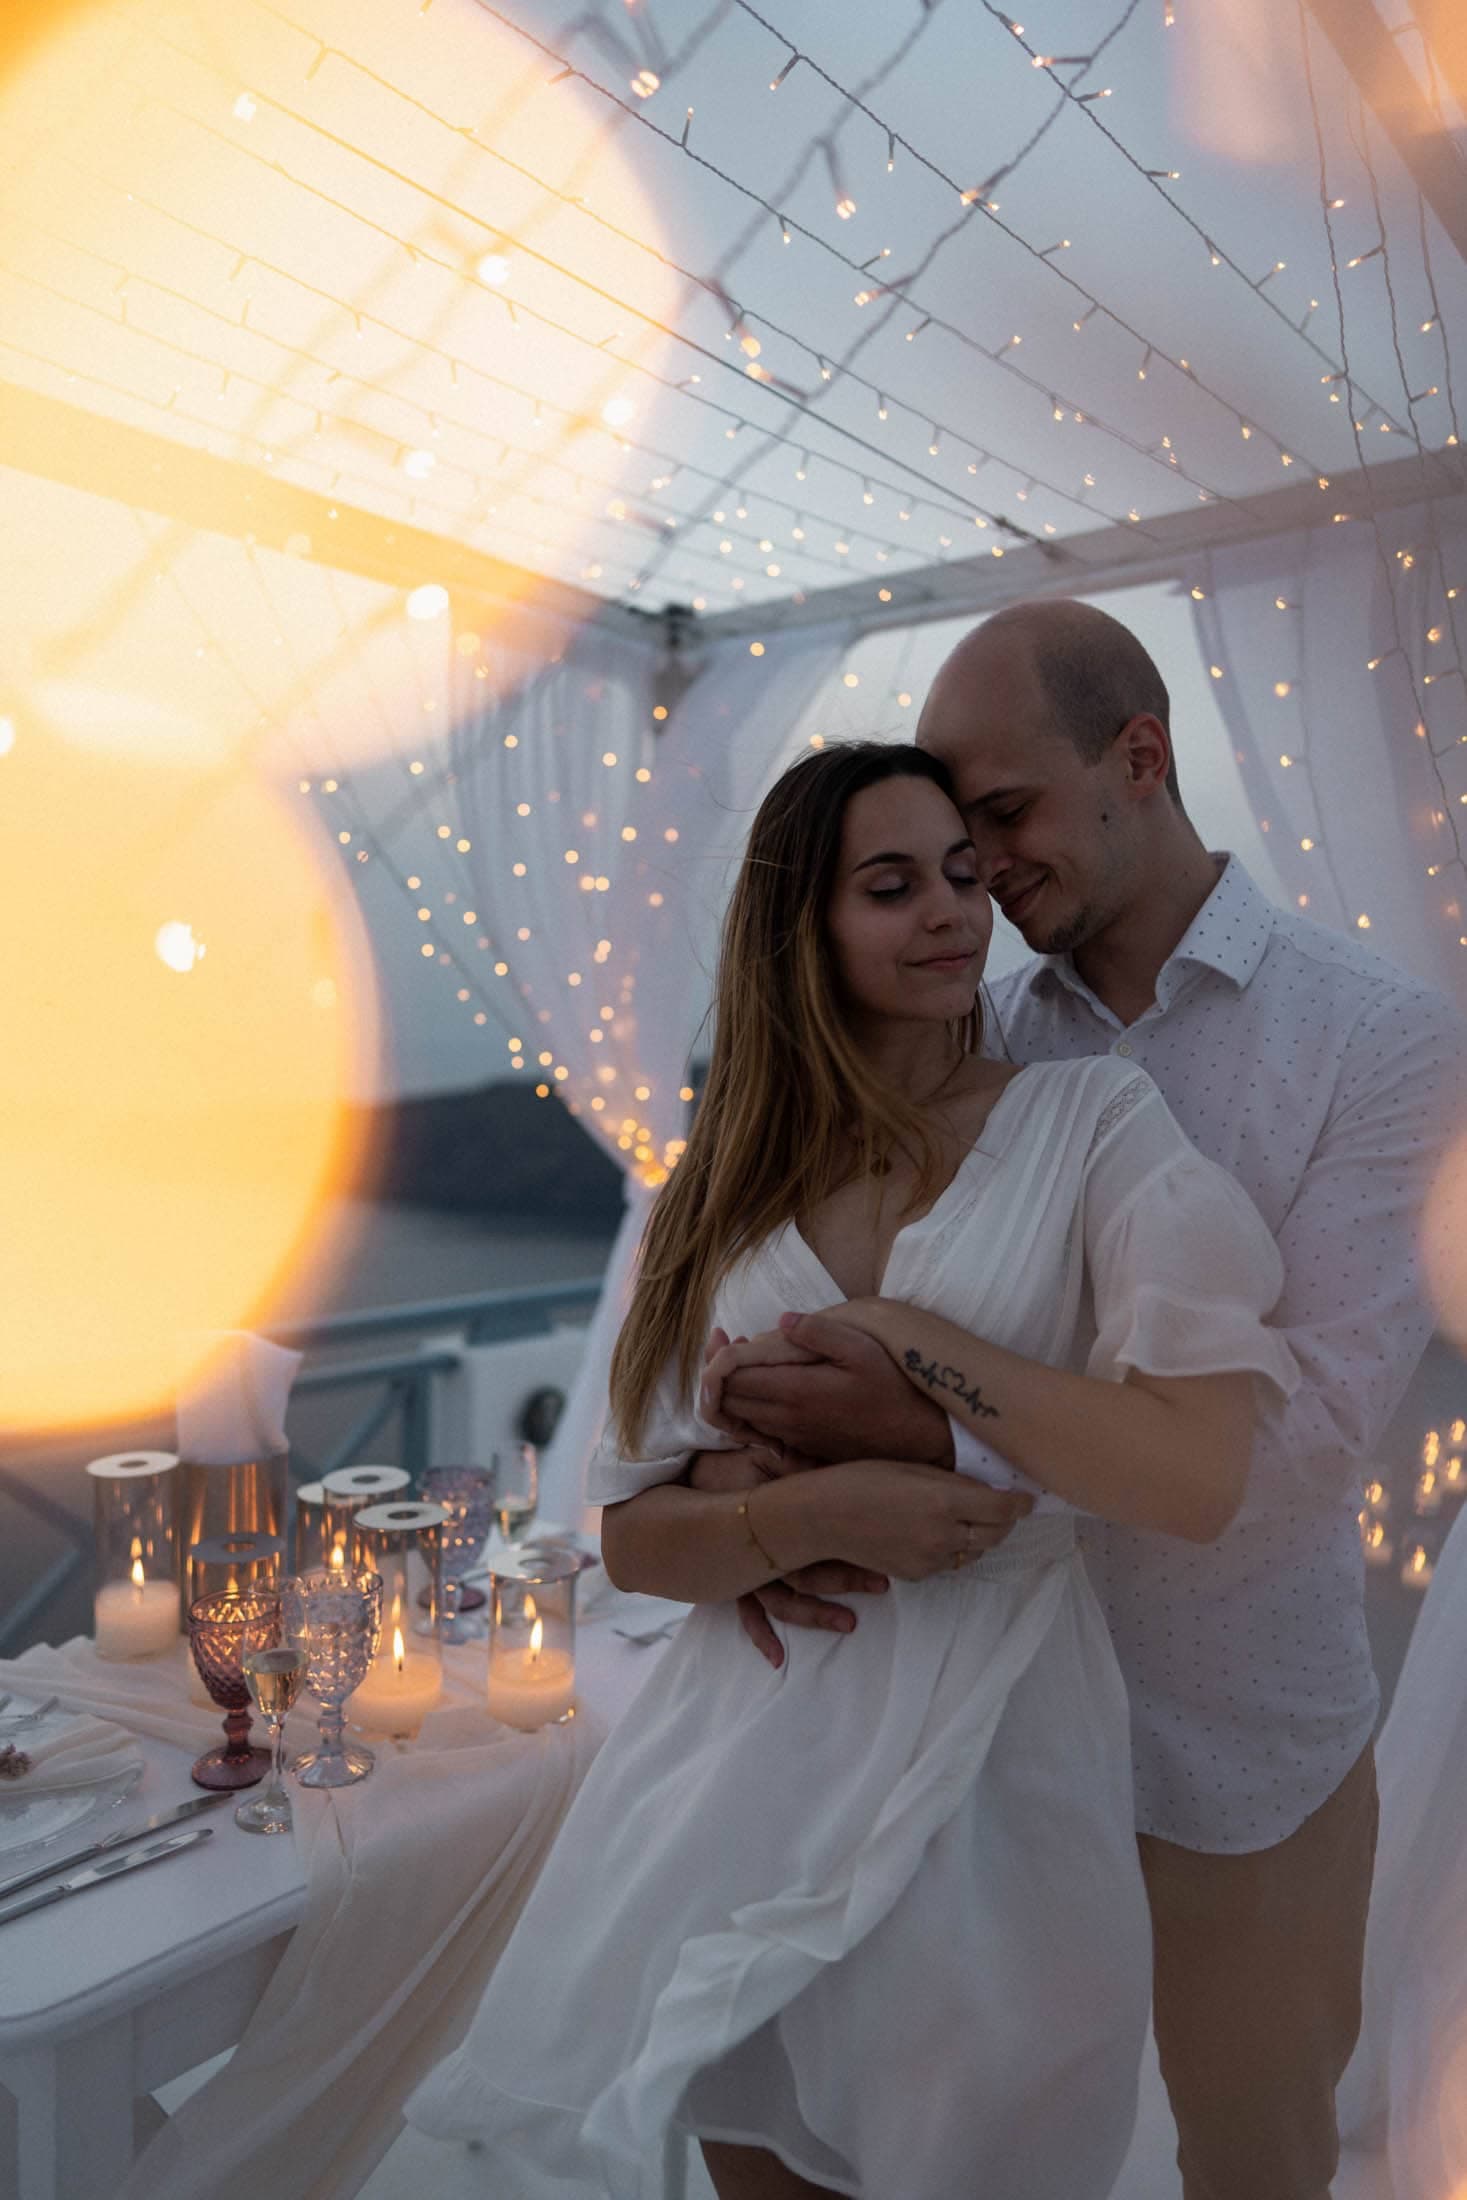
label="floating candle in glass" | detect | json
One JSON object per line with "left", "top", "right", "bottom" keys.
{"left": 322, "top": 1466, "right": 411, "bottom": 1568}
{"left": 87, "top": 1451, "right": 181, "bottom": 1659}
{"left": 487, "top": 1549, "right": 578, "bottom": 1731}
{"left": 1360, "top": 1516, "right": 1394, "bottom": 1570}
{"left": 1400, "top": 1539, "right": 1435, "bottom": 1592}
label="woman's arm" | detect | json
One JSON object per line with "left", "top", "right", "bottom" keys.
{"left": 707, "top": 1308, "right": 1254, "bottom": 1544}
{"left": 600, "top": 1455, "right": 1034, "bottom": 1602}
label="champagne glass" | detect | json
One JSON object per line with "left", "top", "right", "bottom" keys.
{"left": 495, "top": 1445, "right": 539, "bottom": 1546}
{"left": 237, "top": 1632, "right": 307, "bottom": 1835}
{"left": 282, "top": 1567, "right": 382, "bottom": 1788}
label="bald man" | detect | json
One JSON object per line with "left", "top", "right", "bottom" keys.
{"left": 697, "top": 600, "right": 1465, "bottom": 2200}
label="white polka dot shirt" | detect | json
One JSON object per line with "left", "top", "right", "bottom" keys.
{"left": 986, "top": 855, "right": 1467, "bottom": 1853}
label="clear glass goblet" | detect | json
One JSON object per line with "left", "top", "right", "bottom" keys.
{"left": 420, "top": 1463, "right": 498, "bottom": 1643}
{"left": 282, "top": 1567, "right": 382, "bottom": 1788}
{"left": 495, "top": 1444, "right": 539, "bottom": 1547}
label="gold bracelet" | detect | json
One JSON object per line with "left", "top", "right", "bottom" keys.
{"left": 737, "top": 1489, "right": 782, "bottom": 1576}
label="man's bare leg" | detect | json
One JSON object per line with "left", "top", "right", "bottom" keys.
{"left": 700, "top": 2138, "right": 841, "bottom": 2198}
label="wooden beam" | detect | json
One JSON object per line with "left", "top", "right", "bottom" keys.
{"left": 694, "top": 443, "right": 1467, "bottom": 641}
{"left": 0, "top": 381, "right": 652, "bottom": 645}
{"left": 1304, "top": 0, "right": 1467, "bottom": 268}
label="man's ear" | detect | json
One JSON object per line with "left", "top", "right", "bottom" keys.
{"left": 1118, "top": 713, "right": 1171, "bottom": 799}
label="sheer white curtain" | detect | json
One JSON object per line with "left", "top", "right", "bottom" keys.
{"left": 538, "top": 619, "right": 856, "bottom": 1523}
{"left": 1188, "top": 494, "right": 1467, "bottom": 1007}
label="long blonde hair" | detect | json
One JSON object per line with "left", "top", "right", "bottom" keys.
{"left": 609, "top": 741, "right": 978, "bottom": 1453}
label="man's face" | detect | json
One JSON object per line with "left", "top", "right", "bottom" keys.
{"left": 917, "top": 639, "right": 1131, "bottom": 957}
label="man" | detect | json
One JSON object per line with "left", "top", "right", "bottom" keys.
{"left": 694, "top": 598, "right": 1465, "bottom": 2200}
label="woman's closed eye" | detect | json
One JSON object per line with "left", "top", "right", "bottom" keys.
{"left": 869, "top": 870, "right": 981, "bottom": 901}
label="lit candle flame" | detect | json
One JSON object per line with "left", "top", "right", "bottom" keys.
{"left": 1423, "top": 1430, "right": 1441, "bottom": 1467}
{"left": 393, "top": 1624, "right": 405, "bottom": 1672}
{"left": 1410, "top": 1547, "right": 1428, "bottom": 1574}
{"left": 130, "top": 1554, "right": 145, "bottom": 1591}
{"left": 1366, "top": 1522, "right": 1385, "bottom": 1550}
{"left": 529, "top": 1618, "right": 543, "bottom": 1662}
{"left": 1451, "top": 1419, "right": 1466, "bottom": 1446}
{"left": 329, "top": 1535, "right": 346, "bottom": 1570}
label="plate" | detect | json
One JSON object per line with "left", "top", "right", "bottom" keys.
{"left": 0, "top": 1704, "right": 145, "bottom": 1861}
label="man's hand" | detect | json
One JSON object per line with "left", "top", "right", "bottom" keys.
{"left": 736, "top": 1566, "right": 890, "bottom": 1668}
{"left": 708, "top": 1313, "right": 955, "bottom": 1466}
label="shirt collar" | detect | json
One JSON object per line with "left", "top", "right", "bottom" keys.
{"left": 1019, "top": 854, "right": 1276, "bottom": 1012}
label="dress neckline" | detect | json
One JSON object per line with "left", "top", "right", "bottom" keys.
{"left": 792, "top": 1062, "right": 1045, "bottom": 1302}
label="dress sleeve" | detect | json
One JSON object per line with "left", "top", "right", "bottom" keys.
{"left": 1082, "top": 1072, "right": 1300, "bottom": 1402}
{"left": 583, "top": 1354, "right": 730, "bottom": 1505}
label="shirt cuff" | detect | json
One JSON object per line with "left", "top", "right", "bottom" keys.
{"left": 950, "top": 1419, "right": 1022, "bottom": 1488}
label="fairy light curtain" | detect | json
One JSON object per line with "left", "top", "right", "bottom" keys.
{"left": 1189, "top": 492, "right": 1467, "bottom": 1006}
{"left": 442, "top": 611, "right": 853, "bottom": 1522}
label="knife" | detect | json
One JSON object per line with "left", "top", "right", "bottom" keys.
{"left": 0, "top": 1824, "right": 215, "bottom": 1927}
{"left": 0, "top": 1791, "right": 229, "bottom": 1905}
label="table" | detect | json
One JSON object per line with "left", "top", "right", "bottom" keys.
{"left": 0, "top": 1615, "right": 671, "bottom": 2200}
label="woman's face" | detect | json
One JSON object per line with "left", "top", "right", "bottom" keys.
{"left": 824, "top": 773, "right": 991, "bottom": 1028}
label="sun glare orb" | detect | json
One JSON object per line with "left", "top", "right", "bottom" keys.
{"left": 0, "top": 2, "right": 676, "bottom": 773}
{"left": 154, "top": 920, "right": 206, "bottom": 974}
{"left": 601, "top": 396, "right": 636, "bottom": 430}
{"left": 0, "top": 724, "right": 379, "bottom": 1433}
{"left": 405, "top": 583, "right": 450, "bottom": 621}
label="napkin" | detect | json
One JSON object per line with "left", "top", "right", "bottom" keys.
{"left": 176, "top": 1330, "right": 302, "bottom": 1464}
{"left": 0, "top": 1713, "right": 143, "bottom": 1794}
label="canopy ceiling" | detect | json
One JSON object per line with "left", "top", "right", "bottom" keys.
{"left": 2, "top": 0, "right": 1465, "bottom": 656}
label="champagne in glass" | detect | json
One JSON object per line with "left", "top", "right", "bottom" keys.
{"left": 496, "top": 1445, "right": 539, "bottom": 1546}
{"left": 245, "top": 1647, "right": 305, "bottom": 1720}
{"left": 237, "top": 1643, "right": 307, "bottom": 1835}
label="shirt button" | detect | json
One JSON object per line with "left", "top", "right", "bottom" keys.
{"left": 1116, "top": 1041, "right": 1134, "bottom": 1057}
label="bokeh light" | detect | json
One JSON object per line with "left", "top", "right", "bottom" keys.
{"left": 0, "top": 714, "right": 378, "bottom": 1431}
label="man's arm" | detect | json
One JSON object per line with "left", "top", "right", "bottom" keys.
{"left": 716, "top": 1317, "right": 957, "bottom": 1465}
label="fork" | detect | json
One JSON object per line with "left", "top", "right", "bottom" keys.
{"left": 0, "top": 1695, "right": 58, "bottom": 1727}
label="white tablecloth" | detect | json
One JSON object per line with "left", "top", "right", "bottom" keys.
{"left": 0, "top": 1583, "right": 681, "bottom": 2200}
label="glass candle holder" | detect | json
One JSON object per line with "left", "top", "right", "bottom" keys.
{"left": 292, "top": 1480, "right": 332, "bottom": 1572}
{"left": 1400, "top": 1536, "right": 1436, "bottom": 1593}
{"left": 1360, "top": 1514, "right": 1394, "bottom": 1570}
{"left": 487, "top": 1548, "right": 578, "bottom": 1731}
{"left": 87, "top": 1451, "right": 181, "bottom": 1660}
{"left": 283, "top": 1567, "right": 383, "bottom": 1786}
{"left": 179, "top": 1455, "right": 289, "bottom": 1621}
{"left": 420, "top": 1464, "right": 498, "bottom": 1639}
{"left": 350, "top": 1502, "right": 445, "bottom": 1737}
{"left": 188, "top": 1588, "right": 277, "bottom": 1790}
{"left": 187, "top": 1529, "right": 285, "bottom": 1612}
{"left": 322, "top": 1466, "right": 411, "bottom": 1572}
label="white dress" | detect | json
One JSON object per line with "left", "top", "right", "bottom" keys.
{"left": 407, "top": 1059, "right": 1300, "bottom": 2200}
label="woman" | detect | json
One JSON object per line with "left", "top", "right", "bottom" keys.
{"left": 407, "top": 743, "right": 1298, "bottom": 2200}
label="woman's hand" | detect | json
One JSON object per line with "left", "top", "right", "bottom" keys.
{"left": 811, "top": 1458, "right": 1033, "bottom": 1582}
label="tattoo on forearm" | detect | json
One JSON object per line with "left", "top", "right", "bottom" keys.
{"left": 903, "top": 1348, "right": 1000, "bottom": 1420}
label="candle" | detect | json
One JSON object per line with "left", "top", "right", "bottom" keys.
{"left": 1361, "top": 1518, "right": 1394, "bottom": 1570}
{"left": 487, "top": 1617, "right": 575, "bottom": 1731}
{"left": 351, "top": 1622, "right": 441, "bottom": 1737}
{"left": 95, "top": 1556, "right": 178, "bottom": 1659}
{"left": 1400, "top": 1541, "right": 1434, "bottom": 1592}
